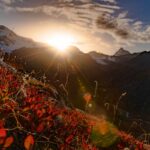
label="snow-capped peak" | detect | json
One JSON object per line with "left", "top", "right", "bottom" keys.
{"left": 114, "top": 48, "right": 131, "bottom": 56}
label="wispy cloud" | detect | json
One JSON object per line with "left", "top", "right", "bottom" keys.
{"left": 101, "top": 0, "right": 117, "bottom": 4}
{"left": 1, "top": 0, "right": 150, "bottom": 54}
{"left": 1, "top": 0, "right": 12, "bottom": 5}
{"left": 96, "top": 11, "right": 150, "bottom": 44}
{"left": 1, "top": 0, "right": 22, "bottom": 5}
{"left": 14, "top": 1, "right": 120, "bottom": 29}
{"left": 96, "top": 13, "right": 130, "bottom": 39}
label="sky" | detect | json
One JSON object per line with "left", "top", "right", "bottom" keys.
{"left": 0, "top": 0, "right": 150, "bottom": 55}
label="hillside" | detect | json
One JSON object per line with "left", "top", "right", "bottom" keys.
{"left": 1, "top": 25, "right": 150, "bottom": 145}
{"left": 0, "top": 61, "right": 147, "bottom": 150}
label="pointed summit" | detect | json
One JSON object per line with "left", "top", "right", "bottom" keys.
{"left": 114, "top": 48, "right": 131, "bottom": 56}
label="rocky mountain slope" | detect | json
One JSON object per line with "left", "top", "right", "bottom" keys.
{"left": 114, "top": 48, "right": 131, "bottom": 56}
{"left": 0, "top": 25, "right": 44, "bottom": 53}
{"left": 1, "top": 25, "right": 150, "bottom": 141}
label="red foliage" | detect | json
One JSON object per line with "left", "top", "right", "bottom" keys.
{"left": 0, "top": 65, "right": 96, "bottom": 149}
{"left": 0, "top": 64, "right": 146, "bottom": 150}
{"left": 3, "top": 136, "right": 14, "bottom": 149}
{"left": 117, "top": 131, "right": 144, "bottom": 150}
{"left": 0, "top": 129, "right": 6, "bottom": 138}
{"left": 24, "top": 135, "right": 34, "bottom": 150}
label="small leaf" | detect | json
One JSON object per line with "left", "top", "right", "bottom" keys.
{"left": 36, "top": 123, "right": 44, "bottom": 133}
{"left": 66, "top": 135, "right": 73, "bottom": 144}
{"left": 3, "top": 136, "right": 14, "bottom": 148}
{"left": 0, "top": 120, "right": 4, "bottom": 128}
{"left": 23, "top": 107, "right": 30, "bottom": 112}
{"left": 0, "top": 138, "right": 5, "bottom": 145}
{"left": 24, "top": 135, "right": 34, "bottom": 150}
{"left": 0, "top": 129, "right": 6, "bottom": 138}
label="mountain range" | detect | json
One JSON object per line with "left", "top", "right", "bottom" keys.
{"left": 1, "top": 25, "right": 150, "bottom": 137}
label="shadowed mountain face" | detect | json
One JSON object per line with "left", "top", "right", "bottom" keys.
{"left": 0, "top": 25, "right": 44, "bottom": 52}
{"left": 1, "top": 26, "right": 150, "bottom": 135}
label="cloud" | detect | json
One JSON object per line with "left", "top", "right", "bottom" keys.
{"left": 58, "top": 0, "right": 92, "bottom": 2}
{"left": 96, "top": 11, "right": 150, "bottom": 44}
{"left": 1, "top": 0, "right": 12, "bottom": 5}
{"left": 1, "top": 0, "right": 22, "bottom": 5}
{"left": 96, "top": 13, "right": 130, "bottom": 39}
{"left": 115, "top": 29, "right": 129, "bottom": 39}
{"left": 11, "top": 0, "right": 120, "bottom": 31}
{"left": 0, "top": 0, "right": 120, "bottom": 31}
{"left": 1, "top": 0, "right": 150, "bottom": 54}
{"left": 101, "top": 0, "right": 117, "bottom": 4}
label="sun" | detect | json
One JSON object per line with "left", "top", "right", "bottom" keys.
{"left": 47, "top": 33, "right": 75, "bottom": 52}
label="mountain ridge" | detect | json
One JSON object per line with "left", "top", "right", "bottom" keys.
{"left": 0, "top": 25, "right": 45, "bottom": 52}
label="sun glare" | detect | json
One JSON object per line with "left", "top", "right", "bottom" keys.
{"left": 47, "top": 33, "right": 75, "bottom": 52}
